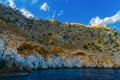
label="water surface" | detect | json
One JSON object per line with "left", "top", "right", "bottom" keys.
{"left": 0, "top": 69, "right": 120, "bottom": 80}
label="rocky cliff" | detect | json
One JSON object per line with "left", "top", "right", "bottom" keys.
{"left": 0, "top": 3, "right": 120, "bottom": 74}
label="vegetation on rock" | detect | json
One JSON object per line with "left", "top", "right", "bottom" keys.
{"left": 0, "top": 3, "right": 120, "bottom": 74}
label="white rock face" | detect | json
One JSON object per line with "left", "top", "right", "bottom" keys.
{"left": 47, "top": 55, "right": 63, "bottom": 68}
{"left": 0, "top": 39, "right": 4, "bottom": 47}
{"left": 0, "top": 39, "right": 119, "bottom": 72}
{"left": 0, "top": 39, "right": 5, "bottom": 61}
{"left": 0, "top": 39, "right": 48, "bottom": 70}
{"left": 114, "top": 56, "right": 120, "bottom": 66}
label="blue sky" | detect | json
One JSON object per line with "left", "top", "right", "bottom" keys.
{"left": 0, "top": 0, "right": 120, "bottom": 30}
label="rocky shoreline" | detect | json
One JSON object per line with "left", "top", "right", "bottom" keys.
{"left": 0, "top": 38, "right": 120, "bottom": 75}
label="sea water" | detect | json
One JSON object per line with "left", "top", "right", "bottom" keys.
{"left": 0, "top": 69, "right": 120, "bottom": 80}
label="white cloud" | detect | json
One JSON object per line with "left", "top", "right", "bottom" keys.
{"left": 32, "top": 0, "right": 38, "bottom": 4}
{"left": 90, "top": 11, "right": 120, "bottom": 26}
{"left": 58, "top": 10, "right": 64, "bottom": 16}
{"left": 40, "top": 2, "right": 49, "bottom": 11}
{"left": 1, "top": 0, "right": 35, "bottom": 19}
{"left": 52, "top": 10, "right": 64, "bottom": 18}
{"left": 52, "top": 11, "right": 56, "bottom": 18}
{"left": 7, "top": 0, "right": 16, "bottom": 9}
{"left": 20, "top": 8, "right": 34, "bottom": 18}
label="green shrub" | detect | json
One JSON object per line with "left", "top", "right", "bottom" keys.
{"left": 48, "top": 32, "right": 52, "bottom": 36}
{"left": 98, "top": 39, "right": 102, "bottom": 44}
{"left": 114, "top": 32, "right": 118, "bottom": 36}
{"left": 111, "top": 53, "right": 114, "bottom": 56}
{"left": 32, "top": 35, "right": 35, "bottom": 39}
{"left": 91, "top": 43, "right": 95, "bottom": 45}
{"left": 83, "top": 45, "right": 88, "bottom": 49}
{"left": 114, "top": 44, "right": 119, "bottom": 47}
{"left": 66, "top": 29, "right": 72, "bottom": 33}
{"left": 104, "top": 41, "right": 109, "bottom": 45}
{"left": 112, "top": 50, "right": 115, "bottom": 53}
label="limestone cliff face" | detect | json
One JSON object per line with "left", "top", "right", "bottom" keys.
{"left": 0, "top": 39, "right": 120, "bottom": 72}
{"left": 0, "top": 3, "right": 120, "bottom": 74}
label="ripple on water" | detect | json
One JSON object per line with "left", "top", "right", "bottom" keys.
{"left": 0, "top": 69, "right": 120, "bottom": 80}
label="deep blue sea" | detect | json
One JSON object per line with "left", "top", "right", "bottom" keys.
{"left": 0, "top": 69, "right": 120, "bottom": 80}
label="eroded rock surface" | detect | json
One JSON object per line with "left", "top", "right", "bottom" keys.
{"left": 0, "top": 3, "right": 120, "bottom": 74}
